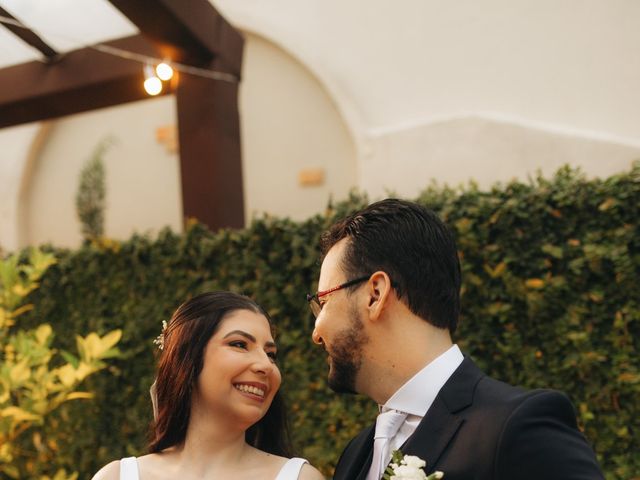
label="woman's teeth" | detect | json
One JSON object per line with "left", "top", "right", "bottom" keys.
{"left": 234, "top": 384, "right": 265, "bottom": 397}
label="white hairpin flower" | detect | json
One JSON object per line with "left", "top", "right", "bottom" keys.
{"left": 153, "top": 320, "right": 168, "bottom": 350}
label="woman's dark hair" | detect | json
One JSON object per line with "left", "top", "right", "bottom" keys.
{"left": 320, "top": 198, "right": 461, "bottom": 332}
{"left": 148, "top": 291, "right": 291, "bottom": 456}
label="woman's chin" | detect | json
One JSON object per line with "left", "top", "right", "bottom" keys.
{"left": 232, "top": 402, "right": 271, "bottom": 425}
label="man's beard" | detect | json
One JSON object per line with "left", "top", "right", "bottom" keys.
{"left": 327, "top": 305, "right": 368, "bottom": 394}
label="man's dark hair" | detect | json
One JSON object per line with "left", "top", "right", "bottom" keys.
{"left": 320, "top": 198, "right": 461, "bottom": 332}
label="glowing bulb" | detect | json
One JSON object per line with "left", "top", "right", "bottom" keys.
{"left": 143, "top": 64, "right": 163, "bottom": 96}
{"left": 155, "top": 62, "right": 174, "bottom": 81}
{"left": 144, "top": 76, "right": 162, "bottom": 95}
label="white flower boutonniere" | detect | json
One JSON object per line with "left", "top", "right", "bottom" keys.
{"left": 382, "top": 450, "right": 444, "bottom": 480}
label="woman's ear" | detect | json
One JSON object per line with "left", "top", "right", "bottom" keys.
{"left": 366, "top": 271, "right": 392, "bottom": 321}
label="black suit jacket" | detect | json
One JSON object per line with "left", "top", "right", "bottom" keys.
{"left": 333, "top": 358, "right": 604, "bottom": 480}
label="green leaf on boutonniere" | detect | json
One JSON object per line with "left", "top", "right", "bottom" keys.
{"left": 381, "top": 450, "right": 445, "bottom": 479}
{"left": 382, "top": 450, "right": 405, "bottom": 479}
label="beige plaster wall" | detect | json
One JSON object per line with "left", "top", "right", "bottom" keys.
{"left": 212, "top": 0, "right": 640, "bottom": 195}
{"left": 239, "top": 33, "right": 357, "bottom": 221}
{"left": 0, "top": 123, "right": 40, "bottom": 251}
{"left": 23, "top": 96, "right": 182, "bottom": 248}
{"left": 212, "top": 0, "right": 640, "bottom": 138}
{"left": 364, "top": 116, "right": 640, "bottom": 198}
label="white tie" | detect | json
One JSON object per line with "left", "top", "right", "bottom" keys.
{"left": 366, "top": 409, "right": 408, "bottom": 480}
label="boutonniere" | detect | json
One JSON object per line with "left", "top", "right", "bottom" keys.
{"left": 382, "top": 450, "right": 444, "bottom": 480}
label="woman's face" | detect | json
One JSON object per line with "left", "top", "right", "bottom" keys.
{"left": 194, "top": 309, "right": 281, "bottom": 426}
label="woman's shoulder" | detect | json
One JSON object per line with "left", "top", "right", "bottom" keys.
{"left": 91, "top": 454, "right": 164, "bottom": 480}
{"left": 250, "top": 450, "right": 323, "bottom": 479}
{"left": 297, "top": 462, "right": 325, "bottom": 480}
{"left": 274, "top": 456, "right": 324, "bottom": 480}
{"left": 91, "top": 459, "right": 121, "bottom": 480}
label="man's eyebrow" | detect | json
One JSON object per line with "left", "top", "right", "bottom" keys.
{"left": 223, "top": 330, "right": 277, "bottom": 349}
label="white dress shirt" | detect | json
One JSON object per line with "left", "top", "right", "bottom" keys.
{"left": 379, "top": 344, "right": 464, "bottom": 455}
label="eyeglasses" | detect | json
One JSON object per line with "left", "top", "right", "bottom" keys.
{"left": 306, "top": 275, "right": 370, "bottom": 318}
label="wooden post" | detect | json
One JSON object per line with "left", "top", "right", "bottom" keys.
{"left": 176, "top": 68, "right": 244, "bottom": 229}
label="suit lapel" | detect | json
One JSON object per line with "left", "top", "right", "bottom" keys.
{"left": 400, "top": 357, "right": 484, "bottom": 473}
{"left": 401, "top": 396, "right": 464, "bottom": 472}
{"left": 333, "top": 424, "right": 375, "bottom": 480}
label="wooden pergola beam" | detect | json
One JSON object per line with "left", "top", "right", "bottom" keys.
{"left": 177, "top": 70, "right": 245, "bottom": 230}
{"left": 107, "top": 0, "right": 243, "bottom": 75}
{"left": 0, "top": 35, "right": 169, "bottom": 129}
{"left": 0, "top": 6, "right": 58, "bottom": 60}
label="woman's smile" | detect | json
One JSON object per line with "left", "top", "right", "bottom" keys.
{"left": 233, "top": 382, "right": 268, "bottom": 401}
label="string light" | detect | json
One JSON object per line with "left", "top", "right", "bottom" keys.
{"left": 155, "top": 61, "right": 174, "bottom": 81}
{"left": 143, "top": 64, "right": 162, "bottom": 96}
{"left": 0, "top": 14, "right": 239, "bottom": 88}
{"left": 142, "top": 61, "right": 174, "bottom": 96}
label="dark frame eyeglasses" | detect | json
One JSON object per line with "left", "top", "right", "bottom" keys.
{"left": 306, "top": 275, "right": 370, "bottom": 318}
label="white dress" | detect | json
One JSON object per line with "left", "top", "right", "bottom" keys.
{"left": 119, "top": 456, "right": 309, "bottom": 480}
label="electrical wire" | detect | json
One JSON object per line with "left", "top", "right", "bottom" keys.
{"left": 0, "top": 14, "right": 239, "bottom": 83}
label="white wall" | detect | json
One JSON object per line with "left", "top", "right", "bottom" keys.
{"left": 212, "top": 0, "right": 640, "bottom": 195}
{"left": 0, "top": 123, "right": 40, "bottom": 251}
{"left": 23, "top": 96, "right": 182, "bottom": 248}
{"left": 213, "top": 0, "right": 640, "bottom": 136}
{"left": 240, "top": 33, "right": 356, "bottom": 221}
{"left": 365, "top": 116, "right": 640, "bottom": 198}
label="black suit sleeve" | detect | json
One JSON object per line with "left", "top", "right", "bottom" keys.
{"left": 495, "top": 390, "right": 604, "bottom": 480}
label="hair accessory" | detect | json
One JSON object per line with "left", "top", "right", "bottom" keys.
{"left": 153, "top": 320, "right": 168, "bottom": 350}
{"left": 150, "top": 379, "right": 159, "bottom": 421}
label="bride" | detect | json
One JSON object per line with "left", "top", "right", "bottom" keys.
{"left": 93, "top": 291, "right": 324, "bottom": 480}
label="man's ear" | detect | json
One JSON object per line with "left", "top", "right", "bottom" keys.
{"left": 366, "top": 271, "right": 392, "bottom": 321}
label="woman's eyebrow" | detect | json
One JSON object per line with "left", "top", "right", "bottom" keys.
{"left": 223, "top": 330, "right": 277, "bottom": 348}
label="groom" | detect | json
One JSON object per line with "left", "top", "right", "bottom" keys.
{"left": 308, "top": 199, "right": 603, "bottom": 480}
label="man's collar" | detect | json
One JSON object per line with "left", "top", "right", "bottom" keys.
{"left": 381, "top": 344, "right": 464, "bottom": 417}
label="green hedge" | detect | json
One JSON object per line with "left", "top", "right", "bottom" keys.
{"left": 18, "top": 165, "right": 640, "bottom": 479}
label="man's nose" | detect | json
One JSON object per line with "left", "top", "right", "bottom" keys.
{"left": 311, "top": 319, "right": 323, "bottom": 345}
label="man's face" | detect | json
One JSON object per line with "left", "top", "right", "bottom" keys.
{"left": 312, "top": 239, "right": 369, "bottom": 394}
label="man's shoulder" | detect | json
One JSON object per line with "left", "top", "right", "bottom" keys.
{"left": 452, "top": 359, "right": 575, "bottom": 419}
{"left": 462, "top": 370, "right": 575, "bottom": 424}
{"left": 475, "top": 372, "right": 531, "bottom": 400}
{"left": 475, "top": 371, "right": 572, "bottom": 406}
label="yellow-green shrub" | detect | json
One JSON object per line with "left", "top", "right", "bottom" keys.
{"left": 0, "top": 249, "right": 122, "bottom": 479}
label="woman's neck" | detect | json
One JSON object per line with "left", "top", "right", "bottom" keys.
{"left": 173, "top": 406, "right": 253, "bottom": 476}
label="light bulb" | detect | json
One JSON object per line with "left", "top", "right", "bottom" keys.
{"left": 144, "top": 76, "right": 162, "bottom": 95}
{"left": 143, "top": 64, "right": 162, "bottom": 96}
{"left": 155, "top": 62, "right": 174, "bottom": 81}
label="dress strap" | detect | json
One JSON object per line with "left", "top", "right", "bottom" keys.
{"left": 275, "top": 457, "right": 309, "bottom": 480}
{"left": 119, "top": 457, "right": 140, "bottom": 480}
